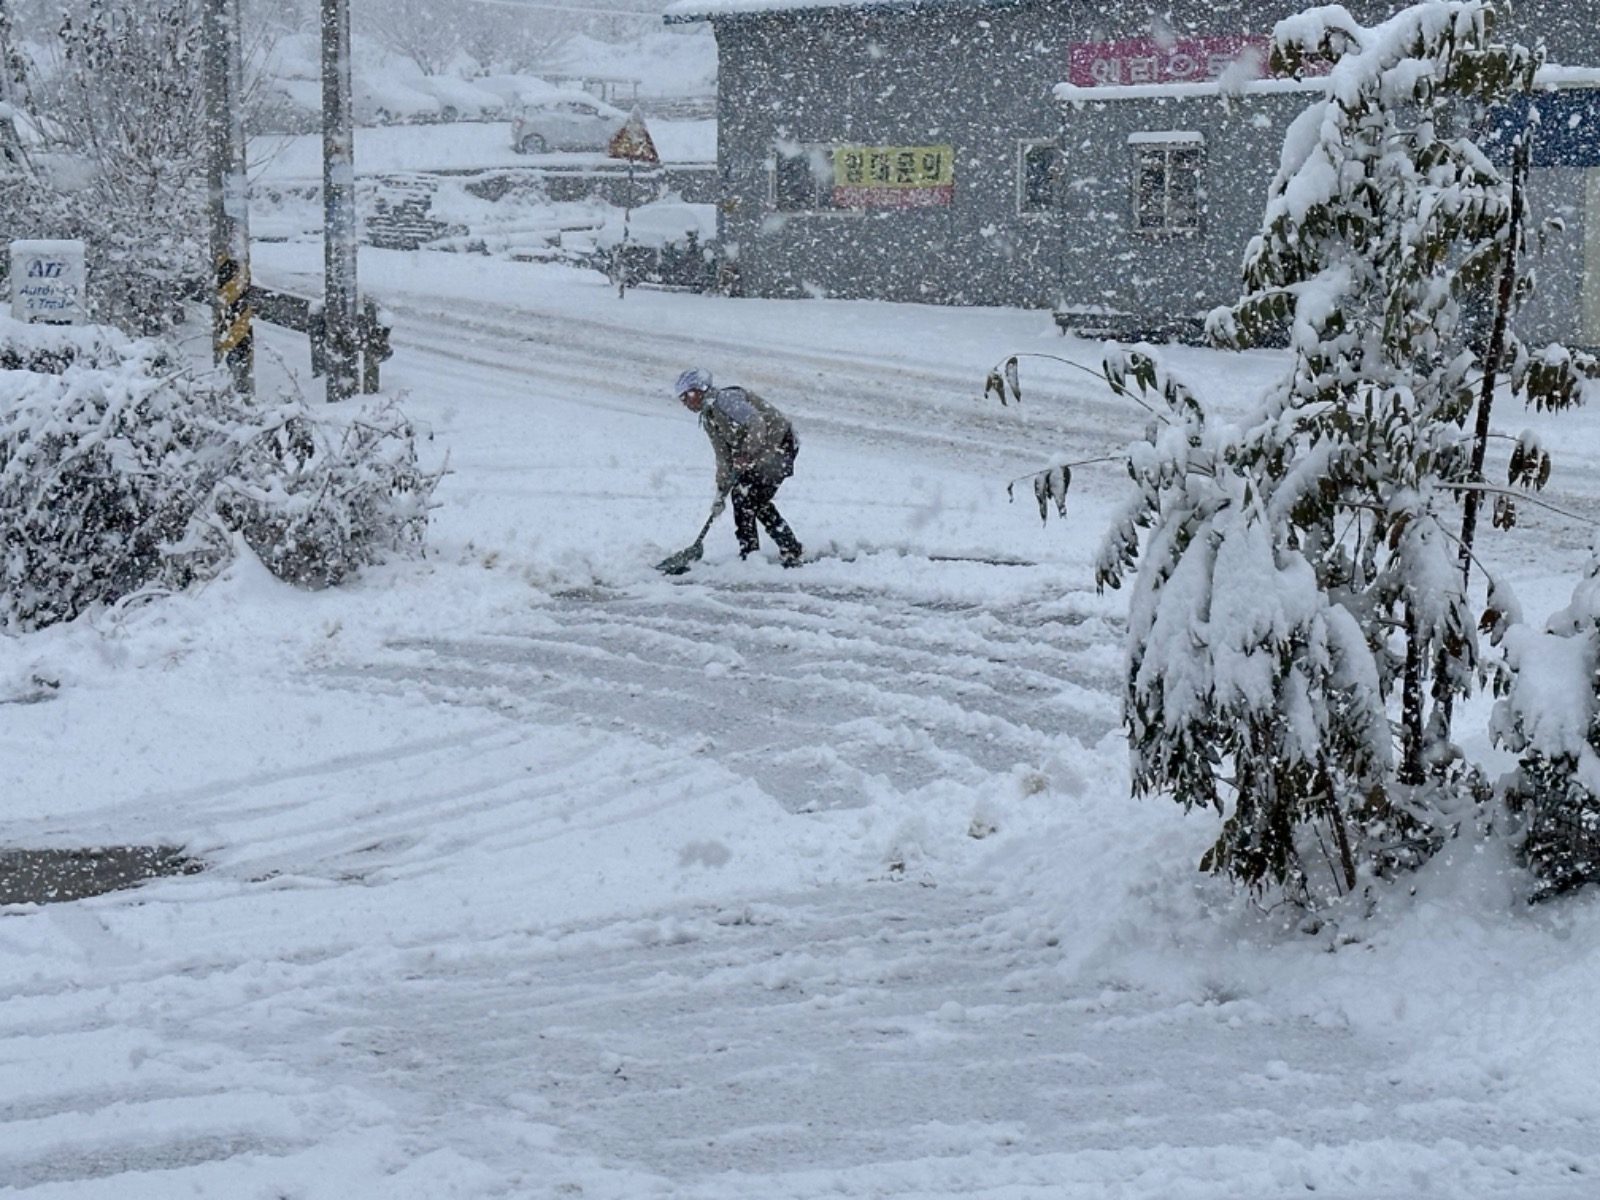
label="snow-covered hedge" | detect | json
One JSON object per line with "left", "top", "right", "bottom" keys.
{"left": 209, "top": 403, "right": 438, "bottom": 591}
{"left": 0, "top": 319, "right": 131, "bottom": 374}
{"left": 0, "top": 318, "right": 439, "bottom": 632}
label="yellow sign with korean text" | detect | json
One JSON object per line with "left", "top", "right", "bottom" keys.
{"left": 832, "top": 144, "right": 955, "bottom": 209}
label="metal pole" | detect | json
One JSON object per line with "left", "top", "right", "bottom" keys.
{"left": 204, "top": 0, "right": 254, "bottom": 395}
{"left": 617, "top": 157, "right": 633, "bottom": 299}
{"left": 321, "top": 0, "right": 359, "bottom": 402}
{"left": 0, "top": 1, "right": 14, "bottom": 112}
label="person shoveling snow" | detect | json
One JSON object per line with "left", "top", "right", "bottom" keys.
{"left": 658, "top": 367, "right": 803, "bottom": 574}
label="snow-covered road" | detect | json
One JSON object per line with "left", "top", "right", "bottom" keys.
{"left": 329, "top": 564, "right": 1123, "bottom": 815}
{"left": 4, "top": 250, "right": 1600, "bottom": 1198}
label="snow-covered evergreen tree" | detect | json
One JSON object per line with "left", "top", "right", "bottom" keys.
{"left": 1100, "top": 1, "right": 1597, "bottom": 900}
{"left": 1092, "top": 349, "right": 1393, "bottom": 895}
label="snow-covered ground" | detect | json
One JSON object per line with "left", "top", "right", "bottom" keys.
{"left": 3, "top": 247, "right": 1600, "bottom": 1197}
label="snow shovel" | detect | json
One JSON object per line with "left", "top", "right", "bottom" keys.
{"left": 656, "top": 490, "right": 728, "bottom": 575}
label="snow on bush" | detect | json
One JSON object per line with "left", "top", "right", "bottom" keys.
{"left": 208, "top": 402, "right": 438, "bottom": 591}
{"left": 0, "top": 319, "right": 128, "bottom": 374}
{"left": 0, "top": 317, "right": 439, "bottom": 632}
{"left": 1492, "top": 553, "right": 1600, "bottom": 897}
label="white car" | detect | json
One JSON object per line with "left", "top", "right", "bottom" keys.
{"left": 353, "top": 76, "right": 442, "bottom": 125}
{"left": 511, "top": 93, "right": 627, "bottom": 155}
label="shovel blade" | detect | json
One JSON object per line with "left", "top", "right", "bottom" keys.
{"left": 655, "top": 542, "right": 704, "bottom": 575}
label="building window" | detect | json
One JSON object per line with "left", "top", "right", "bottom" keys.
{"left": 1018, "top": 140, "right": 1062, "bottom": 214}
{"left": 772, "top": 144, "right": 838, "bottom": 212}
{"left": 1129, "top": 132, "right": 1204, "bottom": 234}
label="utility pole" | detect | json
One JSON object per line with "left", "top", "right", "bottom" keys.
{"left": 203, "top": 0, "right": 254, "bottom": 395}
{"left": 0, "top": 1, "right": 13, "bottom": 112}
{"left": 321, "top": 0, "right": 359, "bottom": 402}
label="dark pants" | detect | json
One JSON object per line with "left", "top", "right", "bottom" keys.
{"left": 732, "top": 431, "right": 801, "bottom": 559}
{"left": 732, "top": 475, "right": 802, "bottom": 560}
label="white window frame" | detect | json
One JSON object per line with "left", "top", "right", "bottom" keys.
{"left": 1128, "top": 131, "right": 1205, "bottom": 235}
{"left": 1017, "top": 138, "right": 1062, "bottom": 217}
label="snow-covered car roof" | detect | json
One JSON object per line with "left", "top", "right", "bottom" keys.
{"left": 519, "top": 90, "right": 628, "bottom": 120}
{"left": 0, "top": 102, "right": 59, "bottom": 147}
{"left": 403, "top": 75, "right": 506, "bottom": 116}
{"left": 354, "top": 75, "right": 443, "bottom": 119}
{"left": 473, "top": 74, "right": 565, "bottom": 107}
{"left": 262, "top": 78, "right": 323, "bottom": 115}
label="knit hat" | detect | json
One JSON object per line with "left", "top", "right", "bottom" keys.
{"left": 674, "top": 367, "right": 713, "bottom": 398}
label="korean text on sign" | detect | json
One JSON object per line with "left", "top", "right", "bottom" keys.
{"left": 1067, "top": 36, "right": 1269, "bottom": 87}
{"left": 832, "top": 144, "right": 955, "bottom": 209}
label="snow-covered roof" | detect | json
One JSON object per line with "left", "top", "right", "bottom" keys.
{"left": 1539, "top": 64, "right": 1600, "bottom": 87}
{"left": 663, "top": 0, "right": 1025, "bottom": 26}
{"left": 1055, "top": 63, "right": 1600, "bottom": 107}
{"left": 1054, "top": 76, "right": 1325, "bottom": 106}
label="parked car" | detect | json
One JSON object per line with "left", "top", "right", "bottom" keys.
{"left": 353, "top": 76, "right": 442, "bottom": 125}
{"left": 0, "top": 103, "right": 89, "bottom": 190}
{"left": 0, "top": 102, "right": 30, "bottom": 169}
{"left": 511, "top": 93, "right": 627, "bottom": 155}
{"left": 403, "top": 75, "right": 505, "bottom": 122}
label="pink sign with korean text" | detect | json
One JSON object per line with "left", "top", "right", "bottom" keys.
{"left": 1067, "top": 34, "right": 1269, "bottom": 87}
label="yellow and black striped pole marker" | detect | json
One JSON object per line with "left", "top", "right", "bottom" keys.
{"left": 214, "top": 250, "right": 254, "bottom": 391}
{"left": 205, "top": 0, "right": 254, "bottom": 396}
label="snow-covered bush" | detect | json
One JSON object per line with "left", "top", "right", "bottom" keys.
{"left": 0, "top": 319, "right": 129, "bottom": 374}
{"left": 1492, "top": 555, "right": 1600, "bottom": 897}
{"left": 0, "top": 318, "right": 440, "bottom": 632}
{"left": 209, "top": 403, "right": 438, "bottom": 590}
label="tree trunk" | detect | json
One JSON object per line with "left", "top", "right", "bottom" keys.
{"left": 1400, "top": 599, "right": 1427, "bottom": 787}
{"left": 1458, "top": 132, "right": 1530, "bottom": 588}
{"left": 1431, "top": 132, "right": 1531, "bottom": 748}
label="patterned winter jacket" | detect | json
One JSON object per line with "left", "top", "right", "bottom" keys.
{"left": 699, "top": 386, "right": 798, "bottom": 493}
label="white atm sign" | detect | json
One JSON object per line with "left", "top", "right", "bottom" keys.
{"left": 10, "top": 239, "right": 87, "bottom": 324}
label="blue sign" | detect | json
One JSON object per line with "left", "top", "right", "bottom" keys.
{"left": 1485, "top": 89, "right": 1600, "bottom": 168}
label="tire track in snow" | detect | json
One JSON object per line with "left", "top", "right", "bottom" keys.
{"left": 208, "top": 882, "right": 1600, "bottom": 1197}
{"left": 315, "top": 574, "right": 1124, "bottom": 812}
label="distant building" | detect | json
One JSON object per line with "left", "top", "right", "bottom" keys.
{"left": 664, "top": 0, "right": 1600, "bottom": 348}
